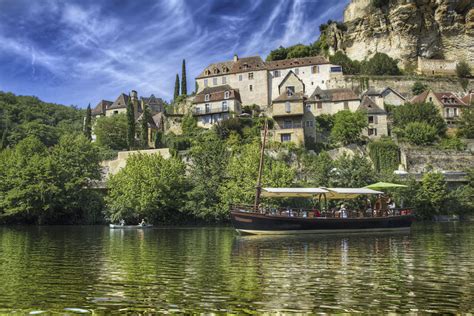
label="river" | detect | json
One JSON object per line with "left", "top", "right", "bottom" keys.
{"left": 0, "top": 223, "right": 473, "bottom": 313}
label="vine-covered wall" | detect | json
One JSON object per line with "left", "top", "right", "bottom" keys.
{"left": 368, "top": 138, "right": 400, "bottom": 173}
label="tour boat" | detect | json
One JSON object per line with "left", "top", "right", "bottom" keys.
{"left": 230, "top": 120, "right": 415, "bottom": 235}
{"left": 109, "top": 224, "right": 153, "bottom": 229}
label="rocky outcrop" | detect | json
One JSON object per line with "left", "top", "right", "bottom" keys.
{"left": 327, "top": 0, "right": 474, "bottom": 68}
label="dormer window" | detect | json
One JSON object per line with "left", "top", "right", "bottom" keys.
{"left": 286, "top": 86, "right": 295, "bottom": 96}
{"left": 205, "top": 70, "right": 211, "bottom": 75}
{"left": 204, "top": 94, "right": 210, "bottom": 101}
{"left": 224, "top": 91, "right": 230, "bottom": 99}
{"left": 213, "top": 68, "right": 219, "bottom": 74}
{"left": 243, "top": 64, "right": 249, "bottom": 70}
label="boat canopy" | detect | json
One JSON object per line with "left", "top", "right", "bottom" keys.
{"left": 261, "top": 187, "right": 383, "bottom": 199}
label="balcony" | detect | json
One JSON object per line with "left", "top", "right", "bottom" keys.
{"left": 193, "top": 106, "right": 230, "bottom": 116}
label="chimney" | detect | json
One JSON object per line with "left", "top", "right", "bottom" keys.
{"left": 131, "top": 90, "right": 138, "bottom": 101}
{"left": 233, "top": 54, "right": 238, "bottom": 62}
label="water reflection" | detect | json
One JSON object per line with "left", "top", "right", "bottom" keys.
{"left": 0, "top": 224, "right": 473, "bottom": 313}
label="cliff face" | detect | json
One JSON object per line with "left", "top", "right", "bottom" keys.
{"left": 330, "top": 0, "right": 474, "bottom": 67}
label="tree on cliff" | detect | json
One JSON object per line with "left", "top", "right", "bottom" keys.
{"left": 174, "top": 74, "right": 180, "bottom": 100}
{"left": 361, "top": 53, "right": 401, "bottom": 76}
{"left": 411, "top": 82, "right": 428, "bottom": 95}
{"left": 329, "top": 51, "right": 360, "bottom": 75}
{"left": 181, "top": 59, "right": 187, "bottom": 96}
{"left": 330, "top": 110, "right": 368, "bottom": 145}
{"left": 84, "top": 104, "right": 92, "bottom": 141}
{"left": 126, "top": 99, "right": 135, "bottom": 150}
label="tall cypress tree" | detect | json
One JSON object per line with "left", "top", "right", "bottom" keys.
{"left": 140, "top": 104, "right": 151, "bottom": 149}
{"left": 126, "top": 98, "right": 135, "bottom": 150}
{"left": 174, "top": 74, "right": 180, "bottom": 101}
{"left": 84, "top": 103, "right": 92, "bottom": 141}
{"left": 181, "top": 59, "right": 187, "bottom": 96}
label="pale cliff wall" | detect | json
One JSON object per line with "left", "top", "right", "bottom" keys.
{"left": 332, "top": 0, "right": 474, "bottom": 68}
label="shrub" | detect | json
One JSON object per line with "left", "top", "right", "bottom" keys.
{"left": 412, "top": 81, "right": 428, "bottom": 95}
{"left": 437, "top": 136, "right": 466, "bottom": 151}
{"left": 457, "top": 107, "right": 474, "bottom": 139}
{"left": 361, "top": 53, "right": 401, "bottom": 76}
{"left": 392, "top": 102, "right": 447, "bottom": 136}
{"left": 402, "top": 122, "right": 438, "bottom": 145}
{"left": 330, "top": 110, "right": 368, "bottom": 145}
{"left": 456, "top": 61, "right": 471, "bottom": 78}
{"left": 368, "top": 138, "right": 400, "bottom": 173}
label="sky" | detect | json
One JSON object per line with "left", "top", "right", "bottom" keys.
{"left": 0, "top": 0, "right": 348, "bottom": 108}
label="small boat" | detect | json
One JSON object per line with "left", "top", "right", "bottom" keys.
{"left": 109, "top": 224, "right": 153, "bottom": 229}
{"left": 230, "top": 120, "right": 415, "bottom": 235}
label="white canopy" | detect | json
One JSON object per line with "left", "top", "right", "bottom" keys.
{"left": 261, "top": 187, "right": 383, "bottom": 199}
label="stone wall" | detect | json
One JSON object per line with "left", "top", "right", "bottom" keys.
{"left": 400, "top": 147, "right": 474, "bottom": 173}
{"left": 417, "top": 57, "right": 458, "bottom": 76}
{"left": 328, "top": 75, "right": 474, "bottom": 98}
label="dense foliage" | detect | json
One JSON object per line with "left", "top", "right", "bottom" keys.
{"left": 456, "top": 61, "right": 471, "bottom": 78}
{"left": 402, "top": 122, "right": 438, "bottom": 146}
{"left": 392, "top": 102, "right": 447, "bottom": 138}
{"left": 457, "top": 107, "right": 474, "bottom": 139}
{"left": 181, "top": 59, "right": 187, "bottom": 96}
{"left": 329, "top": 51, "right": 360, "bottom": 75}
{"left": 411, "top": 81, "right": 428, "bottom": 95}
{"left": 94, "top": 114, "right": 128, "bottom": 150}
{"left": 126, "top": 100, "right": 135, "bottom": 150}
{"left": 360, "top": 53, "right": 401, "bottom": 76}
{"left": 368, "top": 138, "right": 400, "bottom": 173}
{"left": 0, "top": 91, "right": 84, "bottom": 148}
{"left": 330, "top": 110, "right": 368, "bottom": 145}
{"left": 0, "top": 135, "right": 102, "bottom": 224}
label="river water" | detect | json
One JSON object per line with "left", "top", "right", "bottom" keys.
{"left": 0, "top": 223, "right": 473, "bottom": 313}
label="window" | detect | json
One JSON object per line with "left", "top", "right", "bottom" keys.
{"left": 223, "top": 113, "right": 229, "bottom": 120}
{"left": 248, "top": 72, "right": 254, "bottom": 80}
{"left": 286, "top": 86, "right": 295, "bottom": 96}
{"left": 429, "top": 97, "right": 433, "bottom": 102}
{"left": 239, "top": 74, "right": 243, "bottom": 81}
{"left": 204, "top": 94, "right": 210, "bottom": 101}
{"left": 213, "top": 78, "right": 218, "bottom": 85}
{"left": 317, "top": 102, "right": 322, "bottom": 109}
{"left": 294, "top": 68, "right": 299, "bottom": 75}
{"left": 368, "top": 116, "right": 374, "bottom": 124}
{"left": 368, "top": 128, "right": 377, "bottom": 136}
{"left": 113, "top": 110, "right": 119, "bottom": 115}
{"left": 305, "top": 104, "right": 311, "bottom": 112}
{"left": 205, "top": 103, "right": 210, "bottom": 113}
{"left": 285, "top": 101, "right": 291, "bottom": 113}
{"left": 312, "top": 66, "right": 319, "bottom": 74}
{"left": 222, "top": 76, "right": 227, "bottom": 84}
{"left": 454, "top": 108, "right": 458, "bottom": 117}
{"left": 344, "top": 101, "right": 349, "bottom": 110}
{"left": 249, "top": 85, "right": 253, "bottom": 92}
{"left": 283, "top": 120, "right": 293, "bottom": 129}
{"left": 305, "top": 120, "right": 314, "bottom": 127}
{"left": 204, "top": 116, "right": 210, "bottom": 124}
{"left": 274, "top": 70, "right": 280, "bottom": 77}
{"left": 204, "top": 79, "right": 208, "bottom": 87}
{"left": 222, "top": 101, "right": 228, "bottom": 111}
{"left": 281, "top": 133, "right": 291, "bottom": 142}
{"left": 330, "top": 66, "right": 342, "bottom": 73}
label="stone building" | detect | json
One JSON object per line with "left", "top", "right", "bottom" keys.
{"left": 192, "top": 85, "right": 242, "bottom": 128}
{"left": 416, "top": 57, "right": 458, "bottom": 77}
{"left": 362, "top": 87, "right": 406, "bottom": 106}
{"left": 357, "top": 96, "right": 388, "bottom": 139}
{"left": 411, "top": 89, "right": 468, "bottom": 126}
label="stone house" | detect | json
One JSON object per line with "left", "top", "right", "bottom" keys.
{"left": 267, "top": 71, "right": 306, "bottom": 146}
{"left": 357, "top": 96, "right": 388, "bottom": 139}
{"left": 416, "top": 57, "right": 458, "bottom": 76}
{"left": 192, "top": 85, "right": 242, "bottom": 128}
{"left": 411, "top": 89, "right": 468, "bottom": 126}
{"left": 362, "top": 87, "right": 406, "bottom": 106}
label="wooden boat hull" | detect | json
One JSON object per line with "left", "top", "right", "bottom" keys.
{"left": 230, "top": 211, "right": 414, "bottom": 235}
{"left": 109, "top": 224, "right": 153, "bottom": 229}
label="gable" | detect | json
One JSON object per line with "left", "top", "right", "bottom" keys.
{"left": 278, "top": 71, "right": 305, "bottom": 95}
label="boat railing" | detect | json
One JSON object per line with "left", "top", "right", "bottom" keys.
{"left": 231, "top": 205, "right": 414, "bottom": 218}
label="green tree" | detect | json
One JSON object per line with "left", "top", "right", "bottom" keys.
{"left": 329, "top": 51, "right": 360, "bottom": 75}
{"left": 332, "top": 153, "right": 376, "bottom": 188}
{"left": 301, "top": 151, "right": 334, "bottom": 186}
{"left": 412, "top": 81, "right": 428, "bottom": 95}
{"left": 361, "top": 52, "right": 401, "bottom": 76}
{"left": 140, "top": 104, "right": 151, "bottom": 148}
{"left": 457, "top": 107, "right": 474, "bottom": 139}
{"left": 84, "top": 103, "right": 92, "bottom": 141}
{"left": 456, "top": 61, "right": 471, "bottom": 78}
{"left": 266, "top": 46, "right": 288, "bottom": 61}
{"left": 126, "top": 99, "right": 135, "bottom": 150}
{"left": 416, "top": 172, "right": 447, "bottom": 217}
{"left": 392, "top": 102, "right": 447, "bottom": 136}
{"left": 330, "top": 110, "right": 368, "bottom": 145}
{"left": 174, "top": 74, "right": 180, "bottom": 100}
{"left": 181, "top": 59, "right": 187, "bottom": 96}
{"left": 368, "top": 138, "right": 400, "bottom": 174}
{"left": 105, "top": 153, "right": 187, "bottom": 224}
{"left": 7, "top": 121, "right": 60, "bottom": 147}
{"left": 94, "top": 114, "right": 128, "bottom": 150}
{"left": 401, "top": 122, "right": 438, "bottom": 145}
{"left": 186, "top": 133, "right": 230, "bottom": 220}
{"left": 286, "top": 44, "right": 312, "bottom": 59}
{"left": 219, "top": 141, "right": 295, "bottom": 209}
{"left": 181, "top": 113, "right": 198, "bottom": 136}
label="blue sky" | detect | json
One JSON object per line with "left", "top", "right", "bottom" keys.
{"left": 0, "top": 0, "right": 348, "bottom": 107}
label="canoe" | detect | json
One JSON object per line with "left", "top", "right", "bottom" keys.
{"left": 109, "top": 224, "right": 153, "bottom": 229}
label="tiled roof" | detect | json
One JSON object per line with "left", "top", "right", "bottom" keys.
{"left": 108, "top": 93, "right": 130, "bottom": 110}
{"left": 141, "top": 94, "right": 165, "bottom": 113}
{"left": 411, "top": 90, "right": 467, "bottom": 107}
{"left": 193, "top": 85, "right": 241, "bottom": 103}
{"left": 197, "top": 56, "right": 265, "bottom": 78}
{"left": 410, "top": 90, "right": 430, "bottom": 104}
{"left": 273, "top": 91, "right": 306, "bottom": 102}
{"left": 461, "top": 93, "right": 474, "bottom": 105}
{"left": 308, "top": 87, "right": 359, "bottom": 102}
{"left": 266, "top": 56, "right": 329, "bottom": 70}
{"left": 358, "top": 96, "right": 386, "bottom": 114}
{"left": 91, "top": 100, "right": 113, "bottom": 116}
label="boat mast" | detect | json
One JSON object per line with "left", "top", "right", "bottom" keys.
{"left": 254, "top": 118, "right": 268, "bottom": 211}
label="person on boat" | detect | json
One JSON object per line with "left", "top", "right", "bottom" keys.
{"left": 119, "top": 219, "right": 125, "bottom": 226}
{"left": 388, "top": 198, "right": 396, "bottom": 215}
{"left": 139, "top": 219, "right": 146, "bottom": 226}
{"left": 340, "top": 204, "right": 348, "bottom": 219}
